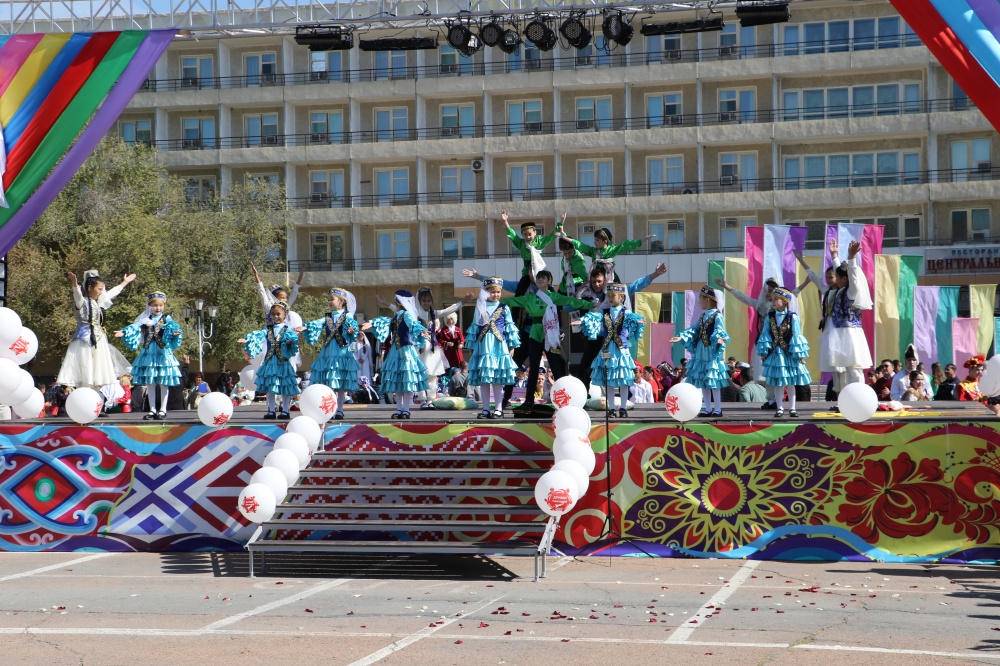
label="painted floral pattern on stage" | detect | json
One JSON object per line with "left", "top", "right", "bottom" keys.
{"left": 2, "top": 421, "right": 1000, "bottom": 562}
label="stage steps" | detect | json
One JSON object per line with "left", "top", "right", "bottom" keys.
{"left": 246, "top": 445, "right": 558, "bottom": 580}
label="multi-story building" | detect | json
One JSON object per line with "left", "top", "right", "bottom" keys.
{"left": 119, "top": 0, "right": 999, "bottom": 337}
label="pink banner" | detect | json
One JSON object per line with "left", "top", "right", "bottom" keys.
{"left": 649, "top": 323, "right": 675, "bottom": 367}
{"left": 952, "top": 318, "right": 980, "bottom": 368}
{"left": 684, "top": 290, "right": 703, "bottom": 361}
{"left": 745, "top": 225, "right": 764, "bottom": 363}
{"left": 913, "top": 286, "right": 940, "bottom": 367}
{"left": 860, "top": 225, "right": 883, "bottom": 372}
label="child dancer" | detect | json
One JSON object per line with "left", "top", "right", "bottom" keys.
{"left": 57, "top": 269, "right": 136, "bottom": 389}
{"left": 754, "top": 287, "right": 811, "bottom": 418}
{"left": 239, "top": 302, "right": 302, "bottom": 419}
{"left": 501, "top": 209, "right": 563, "bottom": 277}
{"left": 305, "top": 288, "right": 369, "bottom": 420}
{"left": 115, "top": 291, "right": 183, "bottom": 420}
{"left": 558, "top": 227, "right": 654, "bottom": 281}
{"left": 578, "top": 283, "right": 646, "bottom": 418}
{"left": 670, "top": 285, "right": 730, "bottom": 417}
{"left": 370, "top": 291, "right": 431, "bottom": 419}
{"left": 557, "top": 237, "right": 588, "bottom": 296}
{"left": 250, "top": 262, "right": 305, "bottom": 410}
{"left": 466, "top": 277, "right": 521, "bottom": 419}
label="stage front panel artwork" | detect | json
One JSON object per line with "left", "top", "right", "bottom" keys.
{"left": 1, "top": 421, "right": 999, "bottom": 562}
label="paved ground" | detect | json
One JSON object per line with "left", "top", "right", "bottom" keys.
{"left": 2, "top": 552, "right": 999, "bottom": 664}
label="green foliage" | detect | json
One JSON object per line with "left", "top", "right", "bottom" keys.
{"left": 9, "top": 138, "right": 288, "bottom": 372}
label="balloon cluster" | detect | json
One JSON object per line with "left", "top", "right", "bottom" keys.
{"left": 0, "top": 307, "right": 45, "bottom": 420}
{"left": 534, "top": 376, "right": 594, "bottom": 518}
{"left": 237, "top": 386, "right": 338, "bottom": 524}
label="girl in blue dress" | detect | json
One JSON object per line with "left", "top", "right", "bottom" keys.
{"left": 670, "top": 285, "right": 730, "bottom": 417}
{"left": 371, "top": 290, "right": 431, "bottom": 419}
{"left": 755, "top": 286, "right": 811, "bottom": 418}
{"left": 239, "top": 301, "right": 302, "bottom": 419}
{"left": 304, "top": 287, "right": 368, "bottom": 420}
{"left": 465, "top": 277, "right": 521, "bottom": 419}
{"left": 115, "top": 291, "right": 182, "bottom": 421}
{"left": 579, "top": 282, "right": 646, "bottom": 419}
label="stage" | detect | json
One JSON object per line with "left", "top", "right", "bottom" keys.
{"left": 2, "top": 402, "right": 1000, "bottom": 564}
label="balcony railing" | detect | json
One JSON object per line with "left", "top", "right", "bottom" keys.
{"left": 285, "top": 167, "right": 1000, "bottom": 210}
{"left": 142, "top": 98, "right": 978, "bottom": 153}
{"left": 140, "top": 33, "right": 923, "bottom": 93}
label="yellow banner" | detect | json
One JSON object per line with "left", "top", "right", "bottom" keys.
{"left": 724, "top": 258, "right": 749, "bottom": 364}
{"left": 875, "top": 254, "right": 901, "bottom": 364}
{"left": 795, "top": 255, "right": 823, "bottom": 380}
{"left": 970, "top": 284, "right": 997, "bottom": 354}
{"left": 634, "top": 292, "right": 662, "bottom": 366}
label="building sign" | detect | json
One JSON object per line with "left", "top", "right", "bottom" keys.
{"left": 924, "top": 246, "right": 1000, "bottom": 275}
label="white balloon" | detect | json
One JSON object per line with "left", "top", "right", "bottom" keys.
{"left": 13, "top": 388, "right": 44, "bottom": 419}
{"left": 588, "top": 383, "right": 602, "bottom": 400}
{"left": 65, "top": 386, "right": 104, "bottom": 424}
{"left": 0, "top": 358, "right": 21, "bottom": 399}
{"left": 0, "top": 307, "right": 23, "bottom": 348}
{"left": 552, "top": 459, "right": 590, "bottom": 495}
{"left": 664, "top": 383, "right": 702, "bottom": 422}
{"left": 534, "top": 469, "right": 579, "bottom": 517}
{"left": 263, "top": 448, "right": 301, "bottom": 485}
{"left": 250, "top": 350, "right": 264, "bottom": 369}
{"left": 550, "top": 376, "right": 588, "bottom": 409}
{"left": 552, "top": 405, "right": 591, "bottom": 436}
{"left": 6, "top": 369, "right": 34, "bottom": 407}
{"left": 552, "top": 428, "right": 590, "bottom": 459}
{"left": 238, "top": 365, "right": 257, "bottom": 392}
{"left": 237, "top": 483, "right": 277, "bottom": 523}
{"left": 250, "top": 466, "right": 289, "bottom": 500}
{"left": 197, "top": 391, "right": 234, "bottom": 427}
{"left": 981, "top": 355, "right": 1000, "bottom": 397}
{"left": 0, "top": 327, "right": 37, "bottom": 365}
{"left": 287, "top": 415, "right": 323, "bottom": 452}
{"left": 274, "top": 432, "right": 310, "bottom": 469}
{"left": 555, "top": 440, "right": 596, "bottom": 476}
{"left": 838, "top": 382, "right": 879, "bottom": 423}
{"left": 299, "top": 384, "right": 337, "bottom": 423}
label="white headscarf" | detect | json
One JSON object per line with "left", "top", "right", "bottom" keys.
{"left": 475, "top": 278, "right": 504, "bottom": 326}
{"left": 394, "top": 290, "right": 421, "bottom": 322}
{"left": 329, "top": 288, "right": 357, "bottom": 319}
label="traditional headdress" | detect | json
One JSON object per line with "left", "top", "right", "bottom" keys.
{"left": 606, "top": 282, "right": 626, "bottom": 294}
{"left": 965, "top": 354, "right": 986, "bottom": 369}
{"left": 146, "top": 291, "right": 167, "bottom": 304}
{"left": 476, "top": 278, "right": 504, "bottom": 325}
{"left": 269, "top": 284, "right": 286, "bottom": 295}
{"left": 771, "top": 286, "right": 794, "bottom": 302}
{"left": 270, "top": 300, "right": 289, "bottom": 315}
{"left": 700, "top": 284, "right": 718, "bottom": 301}
{"left": 82, "top": 269, "right": 102, "bottom": 294}
{"left": 904, "top": 343, "right": 919, "bottom": 362}
{"left": 327, "top": 287, "right": 357, "bottom": 318}
{"left": 394, "top": 289, "right": 421, "bottom": 322}
{"left": 483, "top": 277, "right": 504, "bottom": 288}
{"left": 600, "top": 282, "right": 632, "bottom": 311}
{"left": 520, "top": 221, "right": 536, "bottom": 232}
{"left": 765, "top": 276, "right": 779, "bottom": 289}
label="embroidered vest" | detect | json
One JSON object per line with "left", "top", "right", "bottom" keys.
{"left": 768, "top": 311, "right": 793, "bottom": 352}
{"left": 698, "top": 311, "right": 718, "bottom": 347}
{"left": 601, "top": 309, "right": 627, "bottom": 351}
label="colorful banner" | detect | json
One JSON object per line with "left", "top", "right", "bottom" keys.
{"left": 953, "top": 317, "right": 981, "bottom": 368}
{"left": 898, "top": 255, "right": 922, "bottom": 355}
{"left": 724, "top": 257, "right": 750, "bottom": 372}
{"left": 5, "top": 422, "right": 1000, "bottom": 563}
{"left": 671, "top": 292, "right": 686, "bottom": 366}
{"left": 875, "top": 254, "right": 902, "bottom": 364}
{"left": 634, "top": 292, "right": 662, "bottom": 366}
{"left": 744, "top": 226, "right": 764, "bottom": 362}
{"left": 649, "top": 323, "right": 674, "bottom": 367}
{"left": 914, "top": 286, "right": 963, "bottom": 368}
{"left": 970, "top": 284, "right": 997, "bottom": 355}
{"left": 795, "top": 254, "right": 823, "bottom": 380}
{"left": 762, "top": 224, "right": 808, "bottom": 293}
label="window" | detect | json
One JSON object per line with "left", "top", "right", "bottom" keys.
{"left": 375, "top": 168, "right": 409, "bottom": 205}
{"left": 828, "top": 21, "right": 850, "bottom": 52}
{"left": 802, "top": 89, "right": 824, "bottom": 119}
{"left": 245, "top": 113, "right": 279, "bottom": 147}
{"left": 577, "top": 160, "right": 614, "bottom": 197}
{"left": 784, "top": 83, "right": 917, "bottom": 120}
{"left": 785, "top": 151, "right": 918, "bottom": 189}
{"left": 804, "top": 23, "right": 825, "bottom": 54}
{"left": 719, "top": 89, "right": 755, "bottom": 122}
{"left": 720, "top": 23, "right": 754, "bottom": 55}
{"left": 247, "top": 172, "right": 279, "bottom": 187}
{"left": 720, "top": 217, "right": 754, "bottom": 249}
{"left": 441, "top": 166, "right": 476, "bottom": 202}
{"left": 720, "top": 152, "right": 756, "bottom": 190}
{"left": 805, "top": 220, "right": 826, "bottom": 250}
{"left": 245, "top": 52, "right": 277, "bottom": 86}
{"left": 507, "top": 44, "right": 540, "bottom": 71}
{"left": 121, "top": 120, "right": 152, "bottom": 146}
{"left": 878, "top": 216, "right": 923, "bottom": 248}
{"left": 508, "top": 163, "right": 544, "bottom": 200}
{"left": 440, "top": 45, "right": 474, "bottom": 74}
{"left": 951, "top": 208, "right": 991, "bottom": 243}
{"left": 783, "top": 91, "right": 799, "bottom": 121}
{"left": 904, "top": 83, "right": 921, "bottom": 114}
{"left": 182, "top": 117, "right": 215, "bottom": 149}
{"left": 953, "top": 80, "right": 970, "bottom": 111}
{"left": 310, "top": 111, "right": 345, "bottom": 144}
{"left": 441, "top": 104, "right": 475, "bottom": 137}
{"left": 576, "top": 97, "right": 612, "bottom": 130}
{"left": 375, "top": 107, "right": 408, "bottom": 141}
{"left": 310, "top": 51, "right": 342, "bottom": 81}
{"left": 575, "top": 36, "right": 610, "bottom": 67}
{"left": 646, "top": 92, "right": 683, "bottom": 127}
{"left": 309, "top": 171, "right": 345, "bottom": 205}
{"left": 576, "top": 223, "right": 598, "bottom": 249}
{"left": 375, "top": 50, "right": 407, "bottom": 79}
{"left": 311, "top": 232, "right": 345, "bottom": 264}
{"left": 903, "top": 152, "right": 921, "bottom": 185}
{"left": 951, "top": 139, "right": 991, "bottom": 181}
{"left": 853, "top": 86, "right": 874, "bottom": 117}
{"left": 443, "top": 229, "right": 476, "bottom": 259}
{"left": 876, "top": 84, "right": 899, "bottom": 115}
{"left": 647, "top": 156, "right": 684, "bottom": 195}
{"left": 507, "top": 100, "right": 542, "bottom": 134}
{"left": 878, "top": 17, "right": 900, "bottom": 49}
{"left": 646, "top": 34, "right": 681, "bottom": 62}
{"left": 184, "top": 176, "right": 216, "bottom": 203}
{"left": 181, "top": 55, "right": 212, "bottom": 87}
{"left": 854, "top": 19, "right": 875, "bottom": 51}
{"left": 377, "top": 230, "right": 411, "bottom": 266}
{"left": 650, "top": 219, "right": 684, "bottom": 251}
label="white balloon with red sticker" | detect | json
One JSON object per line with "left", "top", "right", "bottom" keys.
{"left": 0, "top": 327, "right": 37, "bottom": 366}
{"left": 197, "top": 391, "right": 234, "bottom": 427}
{"left": 65, "top": 386, "right": 104, "bottom": 424}
{"left": 262, "top": 448, "right": 301, "bottom": 485}
{"left": 249, "top": 466, "right": 289, "bottom": 501}
{"left": 298, "top": 384, "right": 338, "bottom": 424}
{"left": 274, "top": 432, "right": 310, "bottom": 469}
{"left": 551, "top": 459, "right": 590, "bottom": 495}
{"left": 534, "top": 469, "right": 580, "bottom": 517}
{"left": 664, "top": 382, "right": 702, "bottom": 422}
{"left": 238, "top": 365, "right": 257, "bottom": 392}
{"left": 237, "top": 483, "right": 277, "bottom": 523}
{"left": 549, "top": 376, "right": 587, "bottom": 410}
{"left": 0, "top": 307, "right": 23, "bottom": 349}
{"left": 1, "top": 366, "right": 32, "bottom": 405}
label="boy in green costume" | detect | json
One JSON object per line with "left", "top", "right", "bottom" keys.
{"left": 557, "top": 226, "right": 654, "bottom": 281}
{"left": 501, "top": 209, "right": 565, "bottom": 277}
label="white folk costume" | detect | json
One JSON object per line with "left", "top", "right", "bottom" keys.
{"left": 391, "top": 287, "right": 463, "bottom": 408}
{"left": 56, "top": 270, "right": 131, "bottom": 389}
{"left": 822, "top": 257, "right": 873, "bottom": 393}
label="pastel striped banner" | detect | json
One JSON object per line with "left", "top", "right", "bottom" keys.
{"left": 724, "top": 257, "right": 749, "bottom": 373}
{"left": 913, "top": 285, "right": 961, "bottom": 367}
{"left": 762, "top": 224, "right": 807, "bottom": 293}
{"left": 970, "top": 284, "right": 997, "bottom": 354}
{"left": 671, "top": 291, "right": 686, "bottom": 366}
{"left": 874, "top": 254, "right": 923, "bottom": 365}
{"left": 744, "top": 225, "right": 764, "bottom": 363}
{"left": 953, "top": 318, "right": 981, "bottom": 368}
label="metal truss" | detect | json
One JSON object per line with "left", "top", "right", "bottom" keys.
{"left": 0, "top": 0, "right": 727, "bottom": 36}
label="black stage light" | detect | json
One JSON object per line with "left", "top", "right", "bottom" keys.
{"left": 560, "top": 16, "right": 592, "bottom": 49}
{"left": 447, "top": 23, "right": 481, "bottom": 56}
{"left": 479, "top": 21, "right": 504, "bottom": 47}
{"left": 525, "top": 19, "right": 558, "bottom": 51}
{"left": 359, "top": 37, "right": 438, "bottom": 51}
{"left": 641, "top": 17, "right": 724, "bottom": 35}
{"left": 499, "top": 28, "right": 522, "bottom": 54}
{"left": 602, "top": 11, "right": 633, "bottom": 46}
{"left": 736, "top": 1, "right": 790, "bottom": 27}
{"left": 294, "top": 25, "right": 353, "bottom": 51}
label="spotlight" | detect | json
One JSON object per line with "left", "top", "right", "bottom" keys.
{"left": 359, "top": 37, "right": 437, "bottom": 51}
{"left": 294, "top": 25, "right": 353, "bottom": 51}
{"left": 479, "top": 21, "right": 504, "bottom": 47}
{"left": 499, "top": 29, "right": 522, "bottom": 54}
{"left": 448, "top": 23, "right": 473, "bottom": 49}
{"left": 641, "top": 17, "right": 724, "bottom": 35}
{"left": 524, "top": 19, "right": 558, "bottom": 51}
{"left": 736, "top": 1, "right": 790, "bottom": 27}
{"left": 602, "top": 11, "right": 633, "bottom": 46}
{"left": 560, "top": 16, "right": 591, "bottom": 49}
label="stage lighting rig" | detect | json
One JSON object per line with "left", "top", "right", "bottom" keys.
{"left": 736, "top": 1, "right": 790, "bottom": 27}
{"left": 560, "top": 15, "right": 592, "bottom": 50}
{"left": 602, "top": 11, "right": 633, "bottom": 47}
{"left": 524, "top": 18, "right": 558, "bottom": 51}
{"left": 641, "top": 16, "right": 724, "bottom": 35}
{"left": 294, "top": 25, "right": 353, "bottom": 51}
{"left": 499, "top": 28, "right": 522, "bottom": 54}
{"left": 479, "top": 19, "right": 504, "bottom": 47}
{"left": 359, "top": 37, "right": 437, "bottom": 51}
{"left": 447, "top": 21, "right": 482, "bottom": 56}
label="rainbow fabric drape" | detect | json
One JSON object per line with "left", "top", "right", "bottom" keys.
{"left": 0, "top": 30, "right": 175, "bottom": 257}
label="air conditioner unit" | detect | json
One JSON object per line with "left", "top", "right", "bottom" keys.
{"left": 471, "top": 159, "right": 484, "bottom": 172}
{"left": 181, "top": 77, "right": 200, "bottom": 89}
{"left": 260, "top": 73, "right": 277, "bottom": 85}
{"left": 440, "top": 63, "right": 458, "bottom": 74}
{"left": 525, "top": 121, "right": 542, "bottom": 132}
{"left": 976, "top": 161, "right": 992, "bottom": 172}
{"left": 973, "top": 231, "right": 991, "bottom": 242}
{"left": 312, "top": 233, "right": 328, "bottom": 243}
{"left": 440, "top": 127, "right": 457, "bottom": 137}
{"left": 576, "top": 119, "right": 594, "bottom": 130}
{"left": 720, "top": 45, "right": 738, "bottom": 56}
{"left": 668, "top": 115, "right": 683, "bottom": 125}
{"left": 182, "top": 138, "right": 201, "bottom": 149}
{"left": 719, "top": 112, "right": 735, "bottom": 122}
{"left": 575, "top": 55, "right": 592, "bottom": 66}
{"left": 722, "top": 217, "right": 737, "bottom": 229}
{"left": 263, "top": 135, "right": 279, "bottom": 145}
{"left": 719, "top": 175, "right": 735, "bottom": 186}
{"left": 309, "top": 71, "right": 329, "bottom": 81}
{"left": 310, "top": 133, "right": 326, "bottom": 144}
{"left": 310, "top": 193, "right": 328, "bottom": 202}
{"left": 441, "top": 229, "right": 456, "bottom": 239}
{"left": 525, "top": 59, "right": 542, "bottom": 70}
{"left": 666, "top": 49, "right": 682, "bottom": 60}
{"left": 667, "top": 220, "right": 683, "bottom": 231}
{"left": 582, "top": 224, "right": 596, "bottom": 234}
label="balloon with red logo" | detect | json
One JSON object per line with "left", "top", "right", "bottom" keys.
{"left": 554, "top": 440, "right": 596, "bottom": 476}
{"left": 197, "top": 391, "right": 234, "bottom": 427}
{"left": 549, "top": 376, "right": 587, "bottom": 410}
{"left": 664, "top": 383, "right": 701, "bottom": 422}
{"left": 237, "top": 482, "right": 277, "bottom": 523}
{"left": 262, "top": 448, "right": 300, "bottom": 485}
{"left": 298, "top": 384, "right": 337, "bottom": 424}
{"left": 250, "top": 466, "right": 289, "bottom": 501}
{"left": 65, "top": 386, "right": 104, "bottom": 424}
{"left": 0, "top": 327, "right": 38, "bottom": 366}
{"left": 534, "top": 469, "right": 579, "bottom": 517}
{"left": 0, "top": 307, "right": 22, "bottom": 349}
{"left": 13, "top": 388, "right": 44, "bottom": 420}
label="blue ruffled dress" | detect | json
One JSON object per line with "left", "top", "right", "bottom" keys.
{"left": 371, "top": 311, "right": 429, "bottom": 394}
{"left": 305, "top": 310, "right": 360, "bottom": 390}
{"left": 580, "top": 306, "right": 644, "bottom": 388}
{"left": 755, "top": 310, "right": 812, "bottom": 386}
{"left": 677, "top": 309, "right": 730, "bottom": 389}
{"left": 465, "top": 302, "right": 521, "bottom": 386}
{"left": 121, "top": 314, "right": 183, "bottom": 386}
{"left": 244, "top": 324, "right": 300, "bottom": 395}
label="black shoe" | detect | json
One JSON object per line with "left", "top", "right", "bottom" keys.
{"left": 99, "top": 411, "right": 109, "bottom": 418}
{"left": 618, "top": 408, "right": 629, "bottom": 418}
{"left": 607, "top": 408, "right": 618, "bottom": 420}
{"left": 711, "top": 410, "right": 723, "bottom": 418}
{"left": 334, "top": 411, "right": 345, "bottom": 420}
{"left": 391, "top": 411, "right": 404, "bottom": 420}
{"left": 478, "top": 410, "right": 490, "bottom": 419}
{"left": 698, "top": 410, "right": 710, "bottom": 418}
{"left": 155, "top": 411, "right": 166, "bottom": 421}
{"left": 401, "top": 411, "right": 411, "bottom": 419}
{"left": 789, "top": 410, "right": 798, "bottom": 418}
{"left": 420, "top": 402, "right": 434, "bottom": 410}
{"left": 263, "top": 412, "right": 277, "bottom": 420}
{"left": 830, "top": 406, "right": 840, "bottom": 413}
{"left": 760, "top": 401, "right": 776, "bottom": 410}
{"left": 278, "top": 412, "right": 290, "bottom": 420}
{"left": 492, "top": 410, "right": 503, "bottom": 419}
{"left": 143, "top": 412, "right": 156, "bottom": 421}
{"left": 774, "top": 409, "right": 784, "bottom": 418}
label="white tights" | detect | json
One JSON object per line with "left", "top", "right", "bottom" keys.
{"left": 336, "top": 389, "right": 346, "bottom": 414}
{"left": 701, "top": 388, "right": 722, "bottom": 413}
{"left": 774, "top": 386, "right": 796, "bottom": 412}
{"left": 608, "top": 386, "right": 626, "bottom": 410}
{"left": 420, "top": 376, "right": 439, "bottom": 404}
{"left": 396, "top": 392, "right": 412, "bottom": 413}
{"left": 266, "top": 393, "right": 292, "bottom": 414}
{"left": 478, "top": 384, "right": 505, "bottom": 411}
{"left": 147, "top": 384, "right": 169, "bottom": 414}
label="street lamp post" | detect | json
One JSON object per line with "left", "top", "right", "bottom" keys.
{"left": 183, "top": 300, "right": 216, "bottom": 373}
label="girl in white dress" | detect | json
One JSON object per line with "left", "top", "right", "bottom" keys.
{"left": 56, "top": 269, "right": 136, "bottom": 389}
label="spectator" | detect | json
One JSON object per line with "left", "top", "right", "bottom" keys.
{"left": 232, "top": 383, "right": 254, "bottom": 406}
{"left": 437, "top": 313, "right": 465, "bottom": 372}
{"left": 531, "top": 374, "right": 552, "bottom": 404}
{"left": 726, "top": 356, "right": 737, "bottom": 372}
{"left": 186, "top": 372, "right": 210, "bottom": 410}
{"left": 514, "top": 367, "right": 528, "bottom": 388}
{"left": 642, "top": 366, "right": 661, "bottom": 402}
{"left": 931, "top": 362, "right": 945, "bottom": 394}
{"left": 872, "top": 359, "right": 894, "bottom": 401}
{"left": 892, "top": 359, "right": 902, "bottom": 373}
{"left": 449, "top": 360, "right": 472, "bottom": 398}
{"left": 936, "top": 363, "right": 959, "bottom": 401}
{"left": 721, "top": 362, "right": 743, "bottom": 403}
{"left": 890, "top": 345, "right": 920, "bottom": 401}
{"left": 630, "top": 365, "right": 655, "bottom": 404}
{"left": 736, "top": 366, "right": 766, "bottom": 402}
{"left": 957, "top": 355, "right": 986, "bottom": 403}
{"left": 215, "top": 369, "right": 234, "bottom": 395}
{"left": 901, "top": 370, "right": 932, "bottom": 401}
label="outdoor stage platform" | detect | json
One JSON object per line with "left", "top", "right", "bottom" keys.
{"left": 2, "top": 401, "right": 1000, "bottom": 565}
